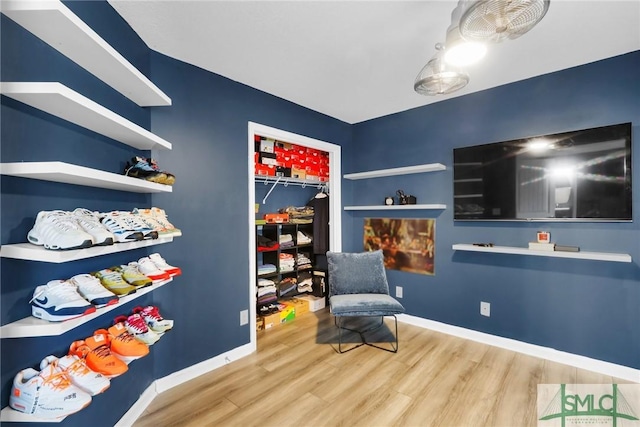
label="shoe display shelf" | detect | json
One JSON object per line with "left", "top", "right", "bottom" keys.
{"left": 0, "top": 82, "right": 172, "bottom": 150}
{"left": 451, "top": 244, "right": 632, "bottom": 263}
{"left": 343, "top": 163, "right": 447, "bottom": 211}
{"left": 0, "top": 237, "right": 174, "bottom": 264}
{"left": 0, "top": 162, "right": 172, "bottom": 193}
{"left": 0, "top": 278, "right": 173, "bottom": 339}
{"left": 1, "top": 406, "right": 65, "bottom": 423}
{"left": 1, "top": 0, "right": 170, "bottom": 107}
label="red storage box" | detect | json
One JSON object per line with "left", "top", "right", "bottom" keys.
{"left": 264, "top": 213, "right": 289, "bottom": 223}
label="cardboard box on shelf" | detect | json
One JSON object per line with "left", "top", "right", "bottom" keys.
{"left": 259, "top": 138, "right": 275, "bottom": 153}
{"left": 283, "top": 298, "right": 309, "bottom": 317}
{"left": 291, "top": 168, "right": 306, "bottom": 179}
{"left": 298, "top": 295, "right": 326, "bottom": 312}
{"left": 262, "top": 312, "right": 280, "bottom": 329}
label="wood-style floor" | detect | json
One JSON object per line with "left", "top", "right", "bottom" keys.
{"left": 134, "top": 308, "right": 632, "bottom": 427}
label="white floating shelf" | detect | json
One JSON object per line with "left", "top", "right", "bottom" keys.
{"left": 1, "top": 0, "right": 170, "bottom": 107}
{"left": 452, "top": 244, "right": 632, "bottom": 263}
{"left": 344, "top": 204, "right": 447, "bottom": 211}
{"left": 0, "top": 278, "right": 173, "bottom": 339}
{"left": 1, "top": 82, "right": 172, "bottom": 150}
{"left": 1, "top": 406, "right": 64, "bottom": 423}
{"left": 1, "top": 162, "right": 172, "bottom": 193}
{"left": 0, "top": 237, "right": 174, "bottom": 264}
{"left": 344, "top": 163, "right": 446, "bottom": 180}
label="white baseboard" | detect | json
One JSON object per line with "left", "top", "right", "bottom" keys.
{"left": 397, "top": 314, "right": 640, "bottom": 383}
{"left": 115, "top": 342, "right": 255, "bottom": 427}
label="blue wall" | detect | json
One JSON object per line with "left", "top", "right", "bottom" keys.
{"left": 346, "top": 51, "right": 640, "bottom": 369}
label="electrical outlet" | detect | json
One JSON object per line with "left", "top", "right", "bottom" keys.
{"left": 396, "top": 286, "right": 403, "bottom": 298}
{"left": 240, "top": 309, "right": 249, "bottom": 325}
{"left": 480, "top": 301, "right": 490, "bottom": 317}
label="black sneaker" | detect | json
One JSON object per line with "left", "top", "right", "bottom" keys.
{"left": 124, "top": 157, "right": 167, "bottom": 184}
{"left": 147, "top": 158, "right": 175, "bottom": 185}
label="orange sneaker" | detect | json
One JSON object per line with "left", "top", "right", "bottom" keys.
{"left": 95, "top": 323, "right": 149, "bottom": 364}
{"left": 69, "top": 335, "right": 128, "bottom": 378}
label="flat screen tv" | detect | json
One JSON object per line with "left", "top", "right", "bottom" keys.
{"left": 453, "top": 123, "right": 632, "bottom": 221}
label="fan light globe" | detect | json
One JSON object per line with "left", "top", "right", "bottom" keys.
{"left": 414, "top": 46, "right": 470, "bottom": 96}
{"left": 444, "top": 40, "right": 487, "bottom": 66}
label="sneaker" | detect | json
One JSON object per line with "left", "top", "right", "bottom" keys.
{"left": 133, "top": 208, "right": 182, "bottom": 237}
{"left": 9, "top": 367, "right": 91, "bottom": 419}
{"left": 94, "top": 325, "right": 149, "bottom": 364}
{"left": 40, "top": 355, "right": 110, "bottom": 396}
{"left": 91, "top": 269, "right": 137, "bottom": 296}
{"left": 69, "top": 335, "right": 128, "bottom": 378}
{"left": 124, "top": 156, "right": 167, "bottom": 184}
{"left": 100, "top": 212, "right": 144, "bottom": 243}
{"left": 30, "top": 280, "right": 96, "bottom": 322}
{"left": 132, "top": 305, "right": 174, "bottom": 333}
{"left": 117, "top": 313, "right": 160, "bottom": 345}
{"left": 27, "top": 210, "right": 94, "bottom": 250}
{"left": 132, "top": 213, "right": 174, "bottom": 238}
{"left": 114, "top": 211, "right": 158, "bottom": 240}
{"left": 110, "top": 264, "right": 153, "bottom": 288}
{"left": 70, "top": 274, "right": 118, "bottom": 307}
{"left": 148, "top": 253, "right": 182, "bottom": 276}
{"left": 71, "top": 208, "right": 115, "bottom": 246}
{"left": 147, "top": 158, "right": 176, "bottom": 185}
{"left": 131, "top": 257, "right": 171, "bottom": 282}
{"left": 134, "top": 207, "right": 182, "bottom": 237}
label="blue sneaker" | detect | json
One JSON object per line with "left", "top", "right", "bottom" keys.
{"left": 30, "top": 280, "right": 96, "bottom": 322}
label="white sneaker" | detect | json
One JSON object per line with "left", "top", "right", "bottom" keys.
{"left": 114, "top": 211, "right": 158, "bottom": 240}
{"left": 131, "top": 257, "right": 171, "bottom": 281}
{"left": 131, "top": 211, "right": 174, "bottom": 238}
{"left": 146, "top": 207, "right": 182, "bottom": 237}
{"left": 123, "top": 313, "right": 160, "bottom": 345}
{"left": 71, "top": 208, "right": 115, "bottom": 246}
{"left": 133, "top": 305, "right": 174, "bottom": 333}
{"left": 69, "top": 274, "right": 118, "bottom": 307}
{"left": 27, "top": 210, "right": 94, "bottom": 250}
{"left": 30, "top": 280, "right": 96, "bottom": 322}
{"left": 40, "top": 355, "right": 110, "bottom": 396}
{"left": 9, "top": 367, "right": 92, "bottom": 419}
{"left": 149, "top": 253, "right": 182, "bottom": 276}
{"left": 99, "top": 212, "right": 144, "bottom": 243}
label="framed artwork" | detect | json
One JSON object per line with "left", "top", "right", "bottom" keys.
{"left": 364, "top": 218, "right": 435, "bottom": 275}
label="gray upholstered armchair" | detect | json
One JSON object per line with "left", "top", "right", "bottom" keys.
{"left": 327, "top": 250, "right": 406, "bottom": 353}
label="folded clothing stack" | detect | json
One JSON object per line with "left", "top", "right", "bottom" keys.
{"left": 279, "top": 234, "right": 294, "bottom": 249}
{"left": 257, "top": 263, "right": 277, "bottom": 276}
{"left": 297, "top": 231, "right": 312, "bottom": 245}
{"left": 277, "top": 277, "right": 298, "bottom": 298}
{"left": 279, "top": 253, "right": 295, "bottom": 273}
{"left": 296, "top": 253, "right": 312, "bottom": 271}
{"left": 279, "top": 206, "right": 314, "bottom": 224}
{"left": 257, "top": 235, "right": 279, "bottom": 251}
{"left": 297, "top": 271, "right": 313, "bottom": 293}
{"left": 257, "top": 278, "right": 277, "bottom": 306}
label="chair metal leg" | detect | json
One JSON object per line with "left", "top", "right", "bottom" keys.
{"left": 334, "top": 315, "right": 399, "bottom": 353}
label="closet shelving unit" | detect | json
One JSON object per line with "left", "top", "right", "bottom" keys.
{"left": 452, "top": 244, "right": 632, "bottom": 263}
{"left": 343, "top": 163, "right": 447, "bottom": 211}
{"left": 1, "top": 0, "right": 174, "bottom": 422}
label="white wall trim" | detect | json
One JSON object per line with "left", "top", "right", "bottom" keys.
{"left": 247, "top": 122, "right": 342, "bottom": 350}
{"left": 398, "top": 314, "right": 640, "bottom": 383}
{"left": 115, "top": 343, "right": 255, "bottom": 427}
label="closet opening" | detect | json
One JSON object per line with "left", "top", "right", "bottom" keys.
{"left": 248, "top": 122, "right": 342, "bottom": 347}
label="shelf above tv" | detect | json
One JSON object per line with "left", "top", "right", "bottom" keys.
{"left": 344, "top": 204, "right": 446, "bottom": 211}
{"left": 0, "top": 82, "right": 172, "bottom": 150}
{"left": 343, "top": 163, "right": 446, "bottom": 180}
{"left": 0, "top": 162, "right": 172, "bottom": 193}
{"left": 0, "top": 278, "right": 173, "bottom": 339}
{"left": 0, "top": 237, "right": 174, "bottom": 264}
{"left": 1, "top": 0, "right": 170, "bottom": 107}
{"left": 452, "top": 244, "right": 632, "bottom": 263}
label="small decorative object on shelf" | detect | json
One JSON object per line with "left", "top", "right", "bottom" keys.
{"left": 384, "top": 196, "right": 394, "bottom": 206}
{"left": 536, "top": 231, "right": 550, "bottom": 243}
{"left": 397, "top": 190, "right": 416, "bottom": 205}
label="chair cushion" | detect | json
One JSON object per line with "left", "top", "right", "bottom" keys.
{"left": 330, "top": 294, "right": 405, "bottom": 317}
{"left": 327, "top": 250, "right": 389, "bottom": 295}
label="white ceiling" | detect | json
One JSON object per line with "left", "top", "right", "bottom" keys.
{"left": 109, "top": 1, "right": 640, "bottom": 124}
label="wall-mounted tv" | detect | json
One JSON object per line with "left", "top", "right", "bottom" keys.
{"left": 453, "top": 122, "right": 632, "bottom": 222}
